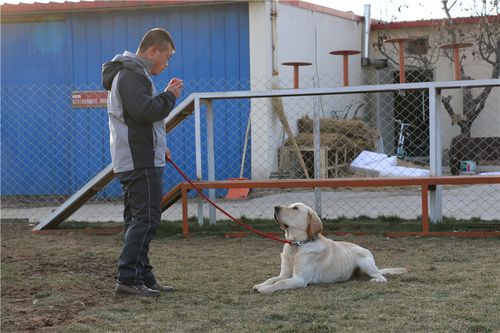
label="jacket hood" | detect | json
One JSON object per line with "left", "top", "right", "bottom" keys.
{"left": 101, "top": 51, "right": 151, "bottom": 90}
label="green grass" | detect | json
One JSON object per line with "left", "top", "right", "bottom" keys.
{"left": 62, "top": 215, "right": 500, "bottom": 237}
{"left": 3, "top": 222, "right": 498, "bottom": 333}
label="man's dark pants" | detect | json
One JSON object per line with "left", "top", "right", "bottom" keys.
{"left": 115, "top": 167, "right": 163, "bottom": 287}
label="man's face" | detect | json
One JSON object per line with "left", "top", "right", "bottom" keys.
{"left": 150, "top": 43, "right": 173, "bottom": 75}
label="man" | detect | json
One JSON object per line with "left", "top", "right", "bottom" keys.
{"left": 102, "top": 28, "right": 183, "bottom": 297}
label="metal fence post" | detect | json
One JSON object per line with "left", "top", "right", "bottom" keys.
{"left": 205, "top": 99, "right": 217, "bottom": 224}
{"left": 194, "top": 97, "right": 204, "bottom": 226}
{"left": 313, "top": 99, "right": 322, "bottom": 216}
{"left": 429, "top": 87, "right": 443, "bottom": 223}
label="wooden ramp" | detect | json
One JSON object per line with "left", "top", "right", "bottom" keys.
{"left": 33, "top": 165, "right": 115, "bottom": 231}
{"left": 33, "top": 95, "right": 195, "bottom": 231}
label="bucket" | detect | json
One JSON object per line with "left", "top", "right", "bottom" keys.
{"left": 460, "top": 160, "right": 476, "bottom": 175}
{"left": 225, "top": 178, "right": 250, "bottom": 199}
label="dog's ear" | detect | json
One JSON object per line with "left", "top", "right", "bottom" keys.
{"left": 307, "top": 210, "right": 323, "bottom": 239}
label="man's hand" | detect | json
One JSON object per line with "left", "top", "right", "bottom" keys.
{"left": 165, "top": 148, "right": 172, "bottom": 162}
{"left": 165, "top": 78, "right": 183, "bottom": 98}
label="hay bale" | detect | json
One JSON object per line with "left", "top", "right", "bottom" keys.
{"left": 297, "top": 116, "right": 315, "bottom": 133}
{"left": 297, "top": 116, "right": 377, "bottom": 141}
{"left": 351, "top": 137, "right": 376, "bottom": 150}
{"left": 285, "top": 133, "right": 353, "bottom": 150}
{"left": 294, "top": 116, "right": 377, "bottom": 154}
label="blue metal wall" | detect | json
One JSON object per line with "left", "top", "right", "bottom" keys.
{"left": 1, "top": 3, "right": 250, "bottom": 196}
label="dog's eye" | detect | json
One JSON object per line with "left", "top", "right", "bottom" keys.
{"left": 292, "top": 207, "right": 299, "bottom": 210}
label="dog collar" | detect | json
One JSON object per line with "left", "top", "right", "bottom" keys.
{"left": 290, "top": 238, "right": 316, "bottom": 246}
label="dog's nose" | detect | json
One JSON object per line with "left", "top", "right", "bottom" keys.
{"left": 274, "top": 206, "right": 281, "bottom": 213}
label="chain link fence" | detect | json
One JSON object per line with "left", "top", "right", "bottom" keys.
{"left": 1, "top": 71, "right": 499, "bottom": 225}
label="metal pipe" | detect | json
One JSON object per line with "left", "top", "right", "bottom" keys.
{"left": 313, "top": 100, "right": 322, "bottom": 216}
{"left": 421, "top": 184, "right": 429, "bottom": 233}
{"left": 271, "top": 0, "right": 278, "bottom": 77}
{"left": 193, "top": 79, "right": 498, "bottom": 100}
{"left": 206, "top": 100, "right": 216, "bottom": 224}
{"left": 429, "top": 87, "right": 443, "bottom": 223}
{"left": 362, "top": 4, "right": 371, "bottom": 66}
{"left": 194, "top": 97, "right": 204, "bottom": 226}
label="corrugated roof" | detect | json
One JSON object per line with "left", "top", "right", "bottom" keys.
{"left": 280, "top": 1, "right": 364, "bottom": 22}
{"left": 0, "top": 0, "right": 365, "bottom": 22}
{"left": 371, "top": 15, "right": 499, "bottom": 30}
{"left": 2, "top": 0, "right": 495, "bottom": 26}
{"left": 0, "top": 0, "right": 223, "bottom": 14}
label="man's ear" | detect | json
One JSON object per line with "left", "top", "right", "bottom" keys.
{"left": 307, "top": 210, "right": 323, "bottom": 239}
{"left": 151, "top": 45, "right": 161, "bottom": 56}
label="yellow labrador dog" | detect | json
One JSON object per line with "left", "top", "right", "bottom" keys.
{"left": 253, "top": 203, "right": 407, "bottom": 293}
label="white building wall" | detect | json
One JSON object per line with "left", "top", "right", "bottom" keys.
{"left": 248, "top": 0, "right": 275, "bottom": 180}
{"left": 276, "top": 3, "right": 364, "bottom": 88}
{"left": 248, "top": 0, "right": 365, "bottom": 179}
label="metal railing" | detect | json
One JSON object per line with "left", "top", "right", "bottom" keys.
{"left": 185, "top": 79, "right": 500, "bottom": 225}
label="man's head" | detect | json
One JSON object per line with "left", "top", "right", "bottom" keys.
{"left": 137, "top": 28, "right": 175, "bottom": 75}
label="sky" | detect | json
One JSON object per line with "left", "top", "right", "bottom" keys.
{"left": 0, "top": 0, "right": 488, "bottom": 22}
{"left": 307, "top": 0, "right": 484, "bottom": 21}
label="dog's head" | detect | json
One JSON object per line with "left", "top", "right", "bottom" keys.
{"left": 274, "top": 203, "right": 323, "bottom": 240}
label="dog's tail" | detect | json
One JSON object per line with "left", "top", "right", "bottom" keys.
{"left": 380, "top": 268, "right": 408, "bottom": 275}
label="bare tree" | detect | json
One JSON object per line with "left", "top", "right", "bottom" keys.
{"left": 374, "top": 0, "right": 499, "bottom": 137}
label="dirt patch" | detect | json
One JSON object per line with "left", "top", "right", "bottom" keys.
{"left": 1, "top": 223, "right": 118, "bottom": 332}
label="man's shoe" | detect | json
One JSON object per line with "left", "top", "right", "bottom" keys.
{"left": 114, "top": 283, "right": 161, "bottom": 297}
{"left": 149, "top": 282, "right": 175, "bottom": 293}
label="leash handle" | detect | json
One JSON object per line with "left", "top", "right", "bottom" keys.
{"left": 166, "top": 157, "right": 292, "bottom": 245}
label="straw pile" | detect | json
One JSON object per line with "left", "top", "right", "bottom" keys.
{"left": 289, "top": 116, "right": 378, "bottom": 151}
{"left": 285, "top": 133, "right": 352, "bottom": 149}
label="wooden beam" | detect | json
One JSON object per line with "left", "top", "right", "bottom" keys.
{"left": 181, "top": 175, "right": 500, "bottom": 190}
{"left": 178, "top": 175, "right": 500, "bottom": 237}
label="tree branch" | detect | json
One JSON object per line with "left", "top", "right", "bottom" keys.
{"left": 441, "top": 95, "right": 462, "bottom": 126}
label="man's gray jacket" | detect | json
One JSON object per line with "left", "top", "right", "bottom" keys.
{"left": 102, "top": 51, "right": 176, "bottom": 173}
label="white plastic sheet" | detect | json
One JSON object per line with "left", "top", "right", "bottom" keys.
{"left": 350, "top": 150, "right": 430, "bottom": 177}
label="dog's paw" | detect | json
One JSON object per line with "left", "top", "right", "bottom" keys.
{"left": 255, "top": 285, "right": 274, "bottom": 294}
{"left": 370, "top": 277, "right": 387, "bottom": 283}
{"left": 253, "top": 283, "right": 263, "bottom": 291}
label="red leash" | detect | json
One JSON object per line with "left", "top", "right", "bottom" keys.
{"left": 167, "top": 157, "right": 292, "bottom": 245}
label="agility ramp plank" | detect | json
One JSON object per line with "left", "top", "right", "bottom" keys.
{"left": 161, "top": 183, "right": 185, "bottom": 212}
{"left": 33, "top": 164, "right": 115, "bottom": 231}
{"left": 34, "top": 95, "right": 195, "bottom": 231}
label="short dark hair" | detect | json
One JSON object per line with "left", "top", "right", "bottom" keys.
{"left": 138, "top": 28, "right": 175, "bottom": 53}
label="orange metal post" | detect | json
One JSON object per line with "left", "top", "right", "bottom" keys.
{"left": 398, "top": 40, "right": 405, "bottom": 83}
{"left": 329, "top": 50, "right": 361, "bottom": 86}
{"left": 342, "top": 55, "right": 348, "bottom": 86}
{"left": 281, "top": 62, "right": 312, "bottom": 88}
{"left": 453, "top": 47, "right": 460, "bottom": 80}
{"left": 181, "top": 185, "right": 189, "bottom": 237}
{"left": 384, "top": 38, "right": 415, "bottom": 84}
{"left": 439, "top": 43, "right": 473, "bottom": 80}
